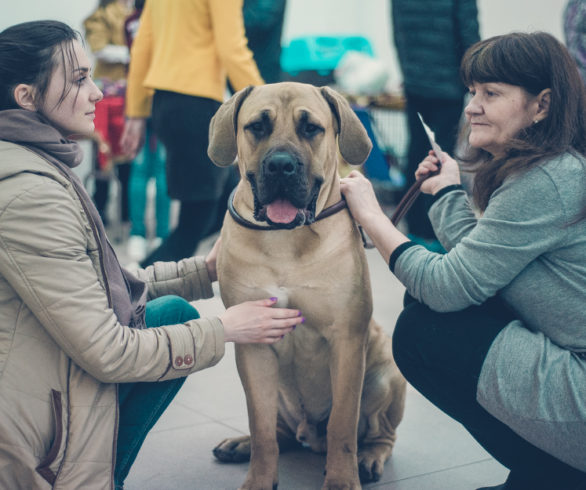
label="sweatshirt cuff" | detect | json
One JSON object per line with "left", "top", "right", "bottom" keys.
{"left": 389, "top": 241, "right": 418, "bottom": 273}
{"left": 431, "top": 184, "right": 464, "bottom": 205}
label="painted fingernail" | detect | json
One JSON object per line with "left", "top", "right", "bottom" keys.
{"left": 270, "top": 297, "right": 278, "bottom": 302}
{"left": 301, "top": 317, "right": 306, "bottom": 323}
{"left": 297, "top": 310, "right": 302, "bottom": 316}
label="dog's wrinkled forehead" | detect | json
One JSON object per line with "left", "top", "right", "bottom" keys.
{"left": 207, "top": 81, "right": 372, "bottom": 168}
{"left": 237, "top": 84, "right": 334, "bottom": 133}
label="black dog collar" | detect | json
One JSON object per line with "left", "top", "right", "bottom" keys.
{"left": 227, "top": 187, "right": 347, "bottom": 231}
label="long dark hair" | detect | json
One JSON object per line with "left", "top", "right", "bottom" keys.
{"left": 457, "top": 32, "right": 586, "bottom": 213}
{"left": 0, "top": 20, "right": 82, "bottom": 111}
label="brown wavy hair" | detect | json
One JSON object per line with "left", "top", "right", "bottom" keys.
{"left": 457, "top": 32, "right": 586, "bottom": 216}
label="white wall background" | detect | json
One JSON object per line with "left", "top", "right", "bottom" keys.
{"left": 1, "top": 0, "right": 568, "bottom": 77}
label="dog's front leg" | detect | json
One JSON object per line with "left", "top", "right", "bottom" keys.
{"left": 323, "top": 336, "right": 367, "bottom": 490}
{"left": 236, "top": 343, "right": 280, "bottom": 490}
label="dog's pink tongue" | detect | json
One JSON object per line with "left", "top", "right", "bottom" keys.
{"left": 266, "top": 199, "right": 298, "bottom": 223}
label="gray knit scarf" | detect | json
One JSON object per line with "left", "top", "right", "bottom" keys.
{"left": 0, "top": 109, "right": 146, "bottom": 329}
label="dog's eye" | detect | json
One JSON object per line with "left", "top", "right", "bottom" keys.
{"left": 301, "top": 123, "right": 323, "bottom": 138}
{"left": 245, "top": 121, "right": 266, "bottom": 138}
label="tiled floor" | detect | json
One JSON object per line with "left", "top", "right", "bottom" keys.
{"left": 112, "top": 229, "right": 508, "bottom": 490}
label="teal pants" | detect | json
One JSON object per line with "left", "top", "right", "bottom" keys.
{"left": 114, "top": 295, "right": 200, "bottom": 486}
{"left": 128, "top": 121, "right": 170, "bottom": 239}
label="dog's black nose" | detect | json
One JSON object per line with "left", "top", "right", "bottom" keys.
{"left": 266, "top": 151, "right": 298, "bottom": 177}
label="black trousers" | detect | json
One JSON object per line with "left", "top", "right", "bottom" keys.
{"left": 93, "top": 161, "right": 132, "bottom": 226}
{"left": 141, "top": 90, "right": 239, "bottom": 266}
{"left": 402, "top": 93, "right": 464, "bottom": 240}
{"left": 392, "top": 294, "right": 586, "bottom": 489}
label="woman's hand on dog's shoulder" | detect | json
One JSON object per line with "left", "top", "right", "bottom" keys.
{"left": 340, "top": 170, "right": 410, "bottom": 265}
{"left": 340, "top": 170, "right": 387, "bottom": 228}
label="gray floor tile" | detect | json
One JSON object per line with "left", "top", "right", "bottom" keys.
{"left": 125, "top": 420, "right": 250, "bottom": 490}
{"left": 375, "top": 386, "right": 504, "bottom": 486}
{"left": 371, "top": 459, "right": 507, "bottom": 489}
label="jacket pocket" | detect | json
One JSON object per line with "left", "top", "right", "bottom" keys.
{"left": 36, "top": 389, "right": 63, "bottom": 485}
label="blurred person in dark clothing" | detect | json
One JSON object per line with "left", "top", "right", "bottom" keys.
{"left": 392, "top": 0, "right": 480, "bottom": 251}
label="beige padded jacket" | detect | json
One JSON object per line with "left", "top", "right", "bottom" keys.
{"left": 0, "top": 141, "right": 225, "bottom": 489}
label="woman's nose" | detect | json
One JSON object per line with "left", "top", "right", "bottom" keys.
{"left": 90, "top": 79, "right": 103, "bottom": 103}
{"left": 464, "top": 96, "right": 481, "bottom": 116}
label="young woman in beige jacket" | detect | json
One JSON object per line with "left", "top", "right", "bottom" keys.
{"left": 0, "top": 20, "right": 303, "bottom": 489}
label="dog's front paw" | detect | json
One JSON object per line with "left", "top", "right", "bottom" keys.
{"left": 213, "top": 435, "right": 251, "bottom": 463}
{"left": 357, "top": 442, "right": 392, "bottom": 482}
{"left": 239, "top": 471, "right": 278, "bottom": 490}
{"left": 321, "top": 477, "right": 361, "bottom": 490}
{"left": 238, "top": 482, "right": 278, "bottom": 490}
{"left": 357, "top": 455, "right": 383, "bottom": 483}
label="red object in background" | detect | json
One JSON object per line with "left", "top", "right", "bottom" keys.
{"left": 94, "top": 96, "right": 126, "bottom": 170}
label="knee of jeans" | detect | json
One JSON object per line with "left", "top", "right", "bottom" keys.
{"left": 147, "top": 295, "right": 200, "bottom": 326}
{"left": 163, "top": 295, "right": 200, "bottom": 321}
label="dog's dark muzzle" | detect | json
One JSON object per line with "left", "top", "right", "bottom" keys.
{"left": 258, "top": 150, "right": 307, "bottom": 207}
{"left": 265, "top": 151, "right": 299, "bottom": 179}
{"left": 247, "top": 150, "right": 321, "bottom": 229}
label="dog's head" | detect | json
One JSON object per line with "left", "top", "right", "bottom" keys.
{"left": 208, "top": 82, "right": 372, "bottom": 229}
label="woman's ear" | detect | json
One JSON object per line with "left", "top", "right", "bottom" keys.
{"left": 534, "top": 88, "right": 551, "bottom": 123}
{"left": 13, "top": 84, "right": 37, "bottom": 111}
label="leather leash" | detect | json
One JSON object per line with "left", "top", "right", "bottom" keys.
{"left": 390, "top": 176, "right": 427, "bottom": 226}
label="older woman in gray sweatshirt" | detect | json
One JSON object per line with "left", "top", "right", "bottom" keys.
{"left": 341, "top": 32, "right": 586, "bottom": 490}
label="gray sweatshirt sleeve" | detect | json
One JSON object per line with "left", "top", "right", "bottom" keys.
{"left": 430, "top": 187, "right": 478, "bottom": 251}
{"left": 393, "top": 166, "right": 569, "bottom": 311}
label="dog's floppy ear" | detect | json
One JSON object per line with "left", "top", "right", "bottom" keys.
{"left": 208, "top": 85, "right": 255, "bottom": 166}
{"left": 320, "top": 86, "right": 372, "bottom": 165}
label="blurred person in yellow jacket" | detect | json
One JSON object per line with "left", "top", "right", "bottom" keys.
{"left": 121, "top": 0, "right": 264, "bottom": 266}
{"left": 84, "top": 0, "right": 134, "bottom": 229}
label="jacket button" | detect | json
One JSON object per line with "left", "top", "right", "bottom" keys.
{"left": 184, "top": 354, "right": 193, "bottom": 365}
{"left": 175, "top": 356, "right": 183, "bottom": 367}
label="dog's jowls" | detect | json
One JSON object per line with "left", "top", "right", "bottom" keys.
{"left": 207, "top": 82, "right": 406, "bottom": 490}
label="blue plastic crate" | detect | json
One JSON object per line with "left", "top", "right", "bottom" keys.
{"left": 280, "top": 35, "right": 374, "bottom": 75}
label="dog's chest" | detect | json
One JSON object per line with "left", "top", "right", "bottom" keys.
{"left": 220, "top": 258, "right": 356, "bottom": 312}
{"left": 264, "top": 285, "right": 292, "bottom": 308}
{"left": 275, "top": 327, "right": 333, "bottom": 419}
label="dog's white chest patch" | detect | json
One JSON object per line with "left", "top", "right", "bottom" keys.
{"left": 265, "top": 285, "right": 290, "bottom": 308}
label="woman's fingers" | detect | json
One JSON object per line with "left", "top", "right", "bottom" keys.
{"left": 416, "top": 151, "right": 462, "bottom": 195}
{"left": 261, "top": 326, "right": 298, "bottom": 344}
{"left": 220, "top": 298, "right": 304, "bottom": 343}
{"left": 205, "top": 237, "right": 221, "bottom": 282}
{"left": 343, "top": 169, "right": 362, "bottom": 179}
{"left": 416, "top": 152, "right": 441, "bottom": 178}
{"left": 340, "top": 170, "right": 385, "bottom": 227}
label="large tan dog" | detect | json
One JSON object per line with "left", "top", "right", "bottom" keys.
{"left": 208, "top": 82, "right": 406, "bottom": 490}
